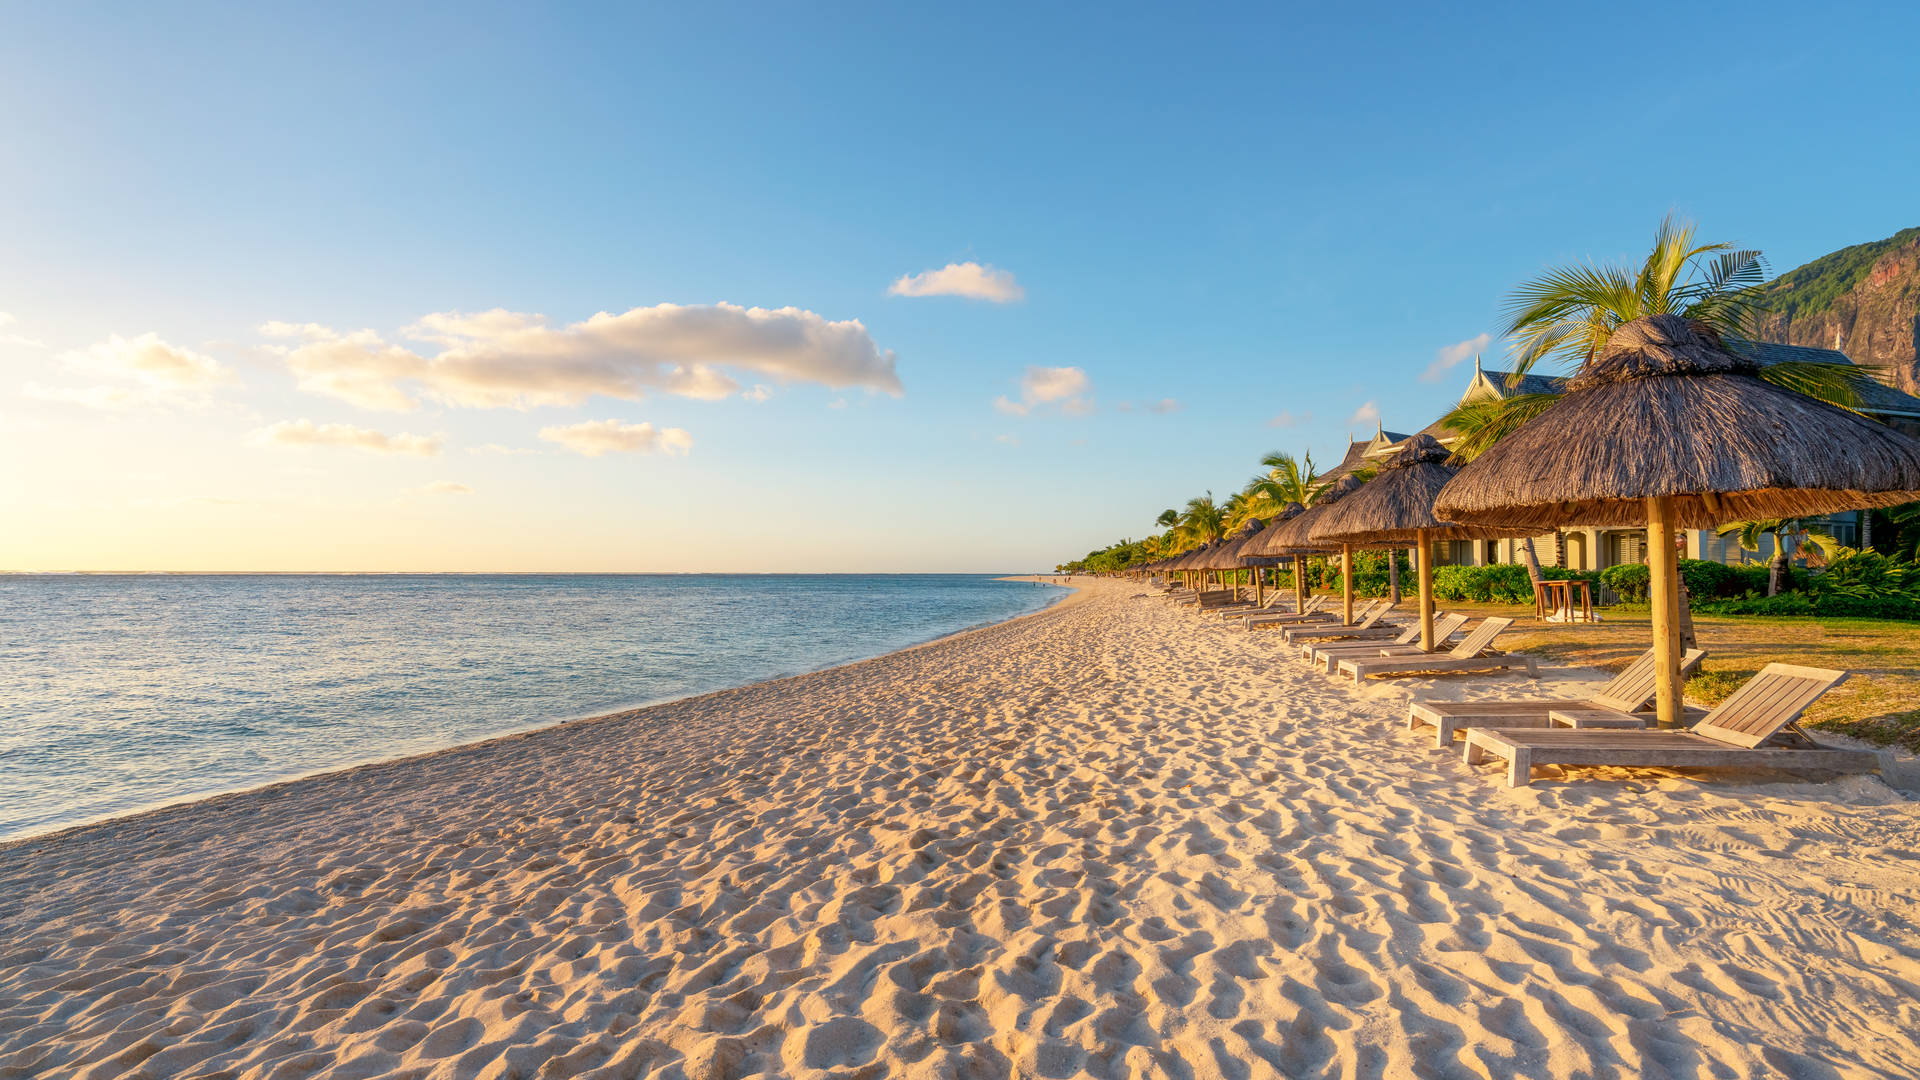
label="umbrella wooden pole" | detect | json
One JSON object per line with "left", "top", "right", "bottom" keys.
{"left": 1294, "top": 555, "right": 1306, "bottom": 613}
{"left": 1417, "top": 528, "right": 1435, "bottom": 651}
{"left": 1646, "top": 496, "right": 1684, "bottom": 727}
{"left": 1341, "top": 544, "right": 1354, "bottom": 625}
{"left": 1254, "top": 565, "right": 1264, "bottom": 607}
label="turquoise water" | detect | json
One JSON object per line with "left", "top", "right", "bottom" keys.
{"left": 0, "top": 574, "right": 1064, "bottom": 841}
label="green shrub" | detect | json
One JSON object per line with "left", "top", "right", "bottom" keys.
{"left": 1600, "top": 563, "right": 1650, "bottom": 601}
{"left": 1693, "top": 593, "right": 1817, "bottom": 617}
{"left": 1429, "top": 563, "right": 1537, "bottom": 604}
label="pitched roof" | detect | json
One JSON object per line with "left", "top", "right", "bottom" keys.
{"left": 1733, "top": 341, "right": 1920, "bottom": 418}
{"left": 1477, "top": 368, "right": 1567, "bottom": 396}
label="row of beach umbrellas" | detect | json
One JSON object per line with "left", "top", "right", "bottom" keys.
{"left": 1132, "top": 315, "right": 1920, "bottom": 727}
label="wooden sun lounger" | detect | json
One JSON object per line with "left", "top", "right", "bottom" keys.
{"left": 1213, "top": 589, "right": 1289, "bottom": 617}
{"left": 1241, "top": 595, "right": 1330, "bottom": 629}
{"left": 1407, "top": 647, "right": 1707, "bottom": 747}
{"left": 1463, "top": 663, "right": 1877, "bottom": 786}
{"left": 1306, "top": 613, "right": 1470, "bottom": 673}
{"left": 1336, "top": 617, "right": 1535, "bottom": 684}
{"left": 1281, "top": 600, "right": 1396, "bottom": 644}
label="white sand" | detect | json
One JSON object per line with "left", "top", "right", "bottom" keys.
{"left": 4, "top": 578, "right": 1918, "bottom": 1079}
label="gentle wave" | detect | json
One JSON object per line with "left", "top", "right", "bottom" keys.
{"left": 0, "top": 574, "right": 1064, "bottom": 840}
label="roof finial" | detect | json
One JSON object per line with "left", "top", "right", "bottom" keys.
{"left": 1473, "top": 352, "right": 1482, "bottom": 374}
{"left": 1374, "top": 417, "right": 1383, "bottom": 438}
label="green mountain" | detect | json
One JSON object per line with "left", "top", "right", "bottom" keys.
{"left": 1757, "top": 226, "right": 1920, "bottom": 393}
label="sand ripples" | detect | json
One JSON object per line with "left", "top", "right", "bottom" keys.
{"left": 3, "top": 581, "right": 1918, "bottom": 1079}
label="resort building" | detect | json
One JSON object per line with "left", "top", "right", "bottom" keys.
{"left": 1349, "top": 346, "right": 1920, "bottom": 574}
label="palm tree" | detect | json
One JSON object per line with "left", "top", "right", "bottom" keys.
{"left": 1242, "top": 450, "right": 1319, "bottom": 519}
{"left": 1172, "top": 493, "right": 1226, "bottom": 549}
{"left": 1491, "top": 213, "right": 1870, "bottom": 404}
{"left": 1155, "top": 508, "right": 1179, "bottom": 529}
{"left": 1716, "top": 518, "right": 1844, "bottom": 595}
{"left": 1439, "top": 216, "right": 1883, "bottom": 632}
{"left": 1504, "top": 214, "right": 1772, "bottom": 379}
{"left": 1880, "top": 502, "right": 1920, "bottom": 561}
{"left": 1223, "top": 490, "right": 1262, "bottom": 533}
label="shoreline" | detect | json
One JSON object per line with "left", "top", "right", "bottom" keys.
{"left": 0, "top": 578, "right": 1078, "bottom": 854}
{"left": 7, "top": 576, "right": 1916, "bottom": 1079}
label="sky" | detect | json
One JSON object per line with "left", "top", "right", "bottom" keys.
{"left": 5, "top": 2, "right": 1920, "bottom": 572}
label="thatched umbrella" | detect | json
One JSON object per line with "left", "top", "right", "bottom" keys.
{"left": 1209, "top": 518, "right": 1286, "bottom": 602}
{"left": 1204, "top": 522, "right": 1256, "bottom": 599}
{"left": 1436, "top": 313, "right": 1920, "bottom": 725}
{"left": 1226, "top": 516, "right": 1289, "bottom": 605}
{"left": 1172, "top": 541, "right": 1216, "bottom": 592}
{"left": 1310, "top": 434, "right": 1536, "bottom": 650}
{"left": 1242, "top": 479, "right": 1364, "bottom": 620}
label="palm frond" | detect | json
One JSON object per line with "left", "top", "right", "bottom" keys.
{"left": 1755, "top": 360, "right": 1872, "bottom": 413}
{"left": 1502, "top": 263, "right": 1640, "bottom": 376}
{"left": 1438, "top": 393, "right": 1562, "bottom": 462}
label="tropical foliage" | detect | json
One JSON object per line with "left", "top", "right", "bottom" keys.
{"left": 1057, "top": 450, "right": 1332, "bottom": 572}
{"left": 1715, "top": 518, "right": 1842, "bottom": 595}
{"left": 1441, "top": 216, "right": 1877, "bottom": 460}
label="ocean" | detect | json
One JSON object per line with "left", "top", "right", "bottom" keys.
{"left": 0, "top": 573, "right": 1065, "bottom": 842}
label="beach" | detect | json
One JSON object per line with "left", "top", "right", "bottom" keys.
{"left": 4, "top": 578, "right": 1918, "bottom": 1080}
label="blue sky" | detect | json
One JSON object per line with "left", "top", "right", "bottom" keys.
{"left": 4, "top": 2, "right": 1918, "bottom": 571}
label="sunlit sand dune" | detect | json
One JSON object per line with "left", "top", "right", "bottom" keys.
{"left": 3, "top": 579, "right": 1917, "bottom": 1079}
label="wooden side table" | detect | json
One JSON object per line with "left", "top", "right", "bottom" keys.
{"left": 1534, "top": 579, "right": 1594, "bottom": 622}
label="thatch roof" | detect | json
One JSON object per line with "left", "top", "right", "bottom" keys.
{"left": 1242, "top": 477, "right": 1363, "bottom": 555}
{"left": 1434, "top": 314, "right": 1920, "bottom": 530}
{"left": 1197, "top": 524, "right": 1253, "bottom": 570}
{"left": 1310, "top": 434, "right": 1537, "bottom": 545}
{"left": 1170, "top": 541, "right": 1217, "bottom": 570}
{"left": 1205, "top": 518, "right": 1287, "bottom": 569}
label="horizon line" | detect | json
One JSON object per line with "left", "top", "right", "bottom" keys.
{"left": 2, "top": 569, "right": 1060, "bottom": 577}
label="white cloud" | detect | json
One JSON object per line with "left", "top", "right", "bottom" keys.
{"left": 1146, "top": 397, "right": 1182, "bottom": 415}
{"left": 743, "top": 384, "right": 772, "bottom": 402}
{"left": 266, "top": 302, "right": 901, "bottom": 412}
{"left": 1021, "top": 366, "right": 1088, "bottom": 402}
{"left": 24, "top": 332, "right": 231, "bottom": 410}
{"left": 1268, "top": 409, "right": 1312, "bottom": 428}
{"left": 467, "top": 443, "right": 539, "bottom": 456}
{"left": 253, "top": 419, "right": 444, "bottom": 456}
{"left": 994, "top": 433, "right": 1019, "bottom": 445}
{"left": 415, "top": 481, "right": 473, "bottom": 495}
{"left": 888, "top": 262, "right": 1024, "bottom": 303}
{"left": 1346, "top": 401, "right": 1380, "bottom": 427}
{"left": 77, "top": 332, "right": 228, "bottom": 389}
{"left": 997, "top": 365, "right": 1093, "bottom": 418}
{"left": 0, "top": 313, "right": 44, "bottom": 348}
{"left": 538, "top": 419, "right": 693, "bottom": 458}
{"left": 1422, "top": 332, "right": 1493, "bottom": 383}
{"left": 21, "top": 384, "right": 143, "bottom": 410}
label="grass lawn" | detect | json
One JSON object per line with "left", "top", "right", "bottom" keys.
{"left": 1440, "top": 601, "right": 1920, "bottom": 752}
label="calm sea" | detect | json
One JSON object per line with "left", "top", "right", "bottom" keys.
{"left": 0, "top": 574, "right": 1064, "bottom": 842}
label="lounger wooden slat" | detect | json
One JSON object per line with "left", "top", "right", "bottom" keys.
{"left": 1282, "top": 600, "right": 1395, "bottom": 644}
{"left": 1241, "top": 595, "right": 1332, "bottom": 629}
{"left": 1306, "top": 613, "right": 1470, "bottom": 673}
{"left": 1464, "top": 663, "right": 1871, "bottom": 786}
{"left": 1214, "top": 590, "right": 1289, "bottom": 617}
{"left": 1693, "top": 664, "right": 1846, "bottom": 747}
{"left": 1338, "top": 617, "right": 1534, "bottom": 684}
{"left": 1409, "top": 648, "right": 1707, "bottom": 747}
